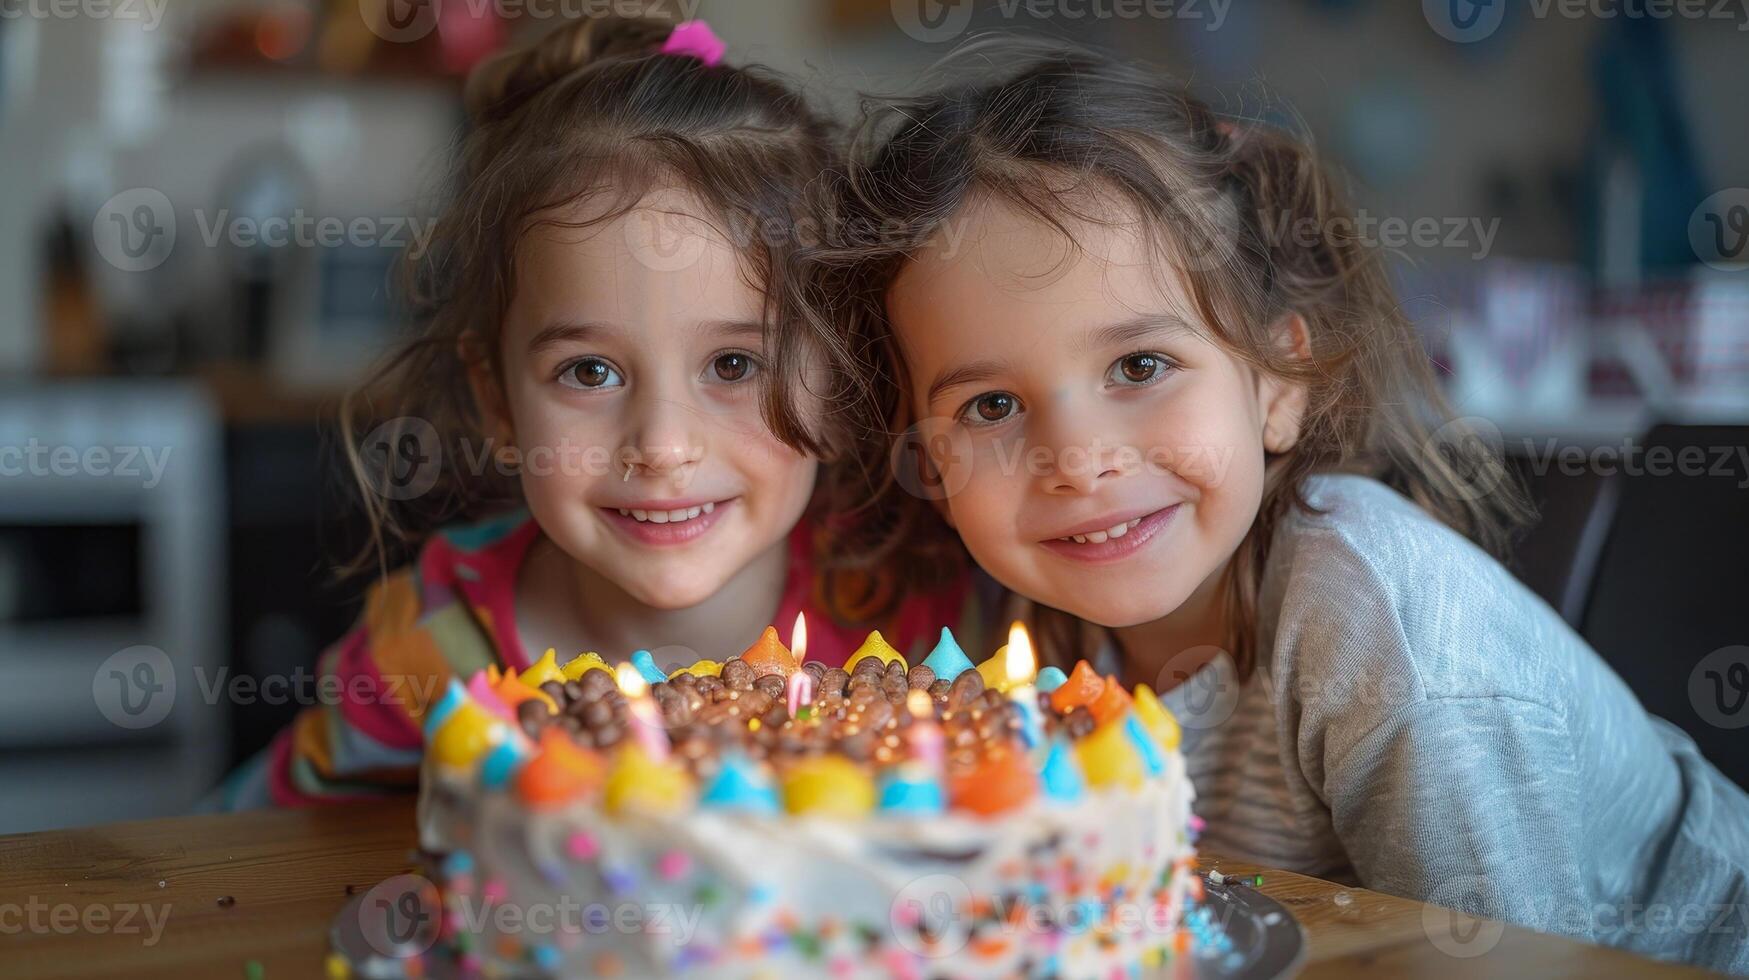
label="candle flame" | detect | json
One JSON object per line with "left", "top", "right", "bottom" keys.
{"left": 616, "top": 661, "right": 647, "bottom": 698}
{"left": 1005, "top": 620, "right": 1036, "bottom": 685}
{"left": 791, "top": 611, "right": 808, "bottom": 665}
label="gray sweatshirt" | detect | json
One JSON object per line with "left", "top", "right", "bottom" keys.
{"left": 1131, "top": 475, "right": 1749, "bottom": 974}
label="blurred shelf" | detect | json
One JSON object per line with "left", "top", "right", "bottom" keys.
{"left": 193, "top": 362, "right": 356, "bottom": 425}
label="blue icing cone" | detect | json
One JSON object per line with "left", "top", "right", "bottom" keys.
{"left": 1034, "top": 665, "right": 1069, "bottom": 694}
{"left": 700, "top": 754, "right": 780, "bottom": 813}
{"left": 877, "top": 767, "right": 945, "bottom": 815}
{"left": 631, "top": 649, "right": 667, "bottom": 685}
{"left": 920, "top": 628, "right": 975, "bottom": 681}
{"left": 1041, "top": 738, "right": 1086, "bottom": 803}
{"left": 480, "top": 737, "right": 530, "bottom": 789}
{"left": 1124, "top": 714, "right": 1166, "bottom": 775}
{"left": 424, "top": 677, "right": 468, "bottom": 738}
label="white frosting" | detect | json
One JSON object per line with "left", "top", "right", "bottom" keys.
{"left": 418, "top": 751, "right": 1196, "bottom": 979}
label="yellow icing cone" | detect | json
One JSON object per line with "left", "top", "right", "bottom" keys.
{"left": 844, "top": 630, "right": 907, "bottom": 674}
{"left": 604, "top": 744, "right": 691, "bottom": 815}
{"left": 520, "top": 648, "right": 565, "bottom": 688}
{"left": 561, "top": 652, "right": 612, "bottom": 681}
{"left": 1076, "top": 717, "right": 1146, "bottom": 791}
{"left": 1131, "top": 684, "right": 1182, "bottom": 751}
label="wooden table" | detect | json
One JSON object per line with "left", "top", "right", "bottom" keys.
{"left": 0, "top": 799, "right": 1719, "bottom": 979}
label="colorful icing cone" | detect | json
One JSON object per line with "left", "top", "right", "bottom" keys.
{"left": 1040, "top": 738, "right": 1087, "bottom": 803}
{"left": 1049, "top": 660, "right": 1106, "bottom": 714}
{"left": 517, "top": 728, "right": 605, "bottom": 807}
{"left": 1034, "top": 665, "right": 1069, "bottom": 694}
{"left": 431, "top": 701, "right": 507, "bottom": 768}
{"left": 604, "top": 744, "right": 691, "bottom": 815}
{"left": 560, "top": 651, "right": 613, "bottom": 681}
{"left": 466, "top": 671, "right": 516, "bottom": 721}
{"left": 739, "top": 626, "right": 799, "bottom": 677}
{"left": 1076, "top": 717, "right": 1146, "bottom": 791}
{"left": 782, "top": 755, "right": 875, "bottom": 816}
{"left": 1123, "top": 714, "right": 1166, "bottom": 775}
{"left": 1131, "top": 684, "right": 1182, "bottom": 751}
{"left": 948, "top": 746, "right": 1038, "bottom": 817}
{"left": 919, "top": 628, "right": 975, "bottom": 682}
{"left": 844, "top": 630, "right": 906, "bottom": 675}
{"left": 480, "top": 735, "right": 532, "bottom": 790}
{"left": 1087, "top": 675, "right": 1133, "bottom": 725}
{"left": 630, "top": 649, "right": 667, "bottom": 685}
{"left": 423, "top": 677, "right": 468, "bottom": 737}
{"left": 877, "top": 765, "right": 946, "bottom": 815}
{"left": 520, "top": 648, "right": 566, "bottom": 688}
{"left": 699, "top": 754, "right": 780, "bottom": 813}
{"left": 494, "top": 670, "right": 557, "bottom": 714}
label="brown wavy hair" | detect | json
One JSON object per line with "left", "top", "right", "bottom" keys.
{"left": 796, "top": 42, "right": 1532, "bottom": 674}
{"left": 340, "top": 15, "right": 840, "bottom": 579}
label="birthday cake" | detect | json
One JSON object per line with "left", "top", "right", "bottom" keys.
{"left": 410, "top": 622, "right": 1197, "bottom": 979}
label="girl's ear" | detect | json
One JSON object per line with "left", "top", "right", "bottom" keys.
{"left": 1258, "top": 312, "right": 1311, "bottom": 454}
{"left": 460, "top": 332, "right": 517, "bottom": 449}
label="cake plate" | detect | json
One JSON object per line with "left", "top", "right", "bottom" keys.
{"left": 1186, "top": 872, "right": 1308, "bottom": 980}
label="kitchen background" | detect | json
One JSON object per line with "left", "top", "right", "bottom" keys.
{"left": 1, "top": 0, "right": 1746, "bottom": 833}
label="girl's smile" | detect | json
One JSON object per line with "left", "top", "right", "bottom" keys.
{"left": 598, "top": 497, "right": 734, "bottom": 546}
{"left": 1038, "top": 502, "right": 1179, "bottom": 564}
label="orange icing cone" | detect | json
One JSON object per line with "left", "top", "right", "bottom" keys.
{"left": 739, "top": 626, "right": 799, "bottom": 677}
{"left": 1086, "top": 675, "right": 1133, "bottom": 725}
{"left": 1049, "top": 660, "right": 1106, "bottom": 714}
{"left": 948, "top": 745, "right": 1038, "bottom": 817}
{"left": 495, "top": 671, "right": 558, "bottom": 714}
{"left": 516, "top": 728, "right": 605, "bottom": 807}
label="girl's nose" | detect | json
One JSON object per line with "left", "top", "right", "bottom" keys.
{"left": 619, "top": 394, "right": 705, "bottom": 479}
{"left": 1036, "top": 412, "right": 1127, "bottom": 496}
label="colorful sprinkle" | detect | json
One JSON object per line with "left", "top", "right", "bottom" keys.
{"left": 656, "top": 849, "right": 692, "bottom": 880}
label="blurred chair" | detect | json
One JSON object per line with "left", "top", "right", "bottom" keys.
{"left": 1578, "top": 424, "right": 1749, "bottom": 790}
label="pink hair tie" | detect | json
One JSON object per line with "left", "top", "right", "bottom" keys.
{"left": 661, "top": 20, "right": 726, "bottom": 66}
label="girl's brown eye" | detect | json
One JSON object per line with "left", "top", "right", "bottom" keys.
{"left": 712, "top": 353, "right": 752, "bottom": 382}
{"left": 975, "top": 393, "right": 1015, "bottom": 422}
{"left": 566, "top": 358, "right": 619, "bottom": 388}
{"left": 1120, "top": 353, "right": 1161, "bottom": 384}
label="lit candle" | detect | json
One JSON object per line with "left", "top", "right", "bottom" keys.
{"left": 615, "top": 662, "right": 671, "bottom": 763}
{"left": 904, "top": 689, "right": 944, "bottom": 770}
{"left": 1005, "top": 622, "right": 1045, "bottom": 749}
{"left": 787, "top": 613, "right": 814, "bottom": 718}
